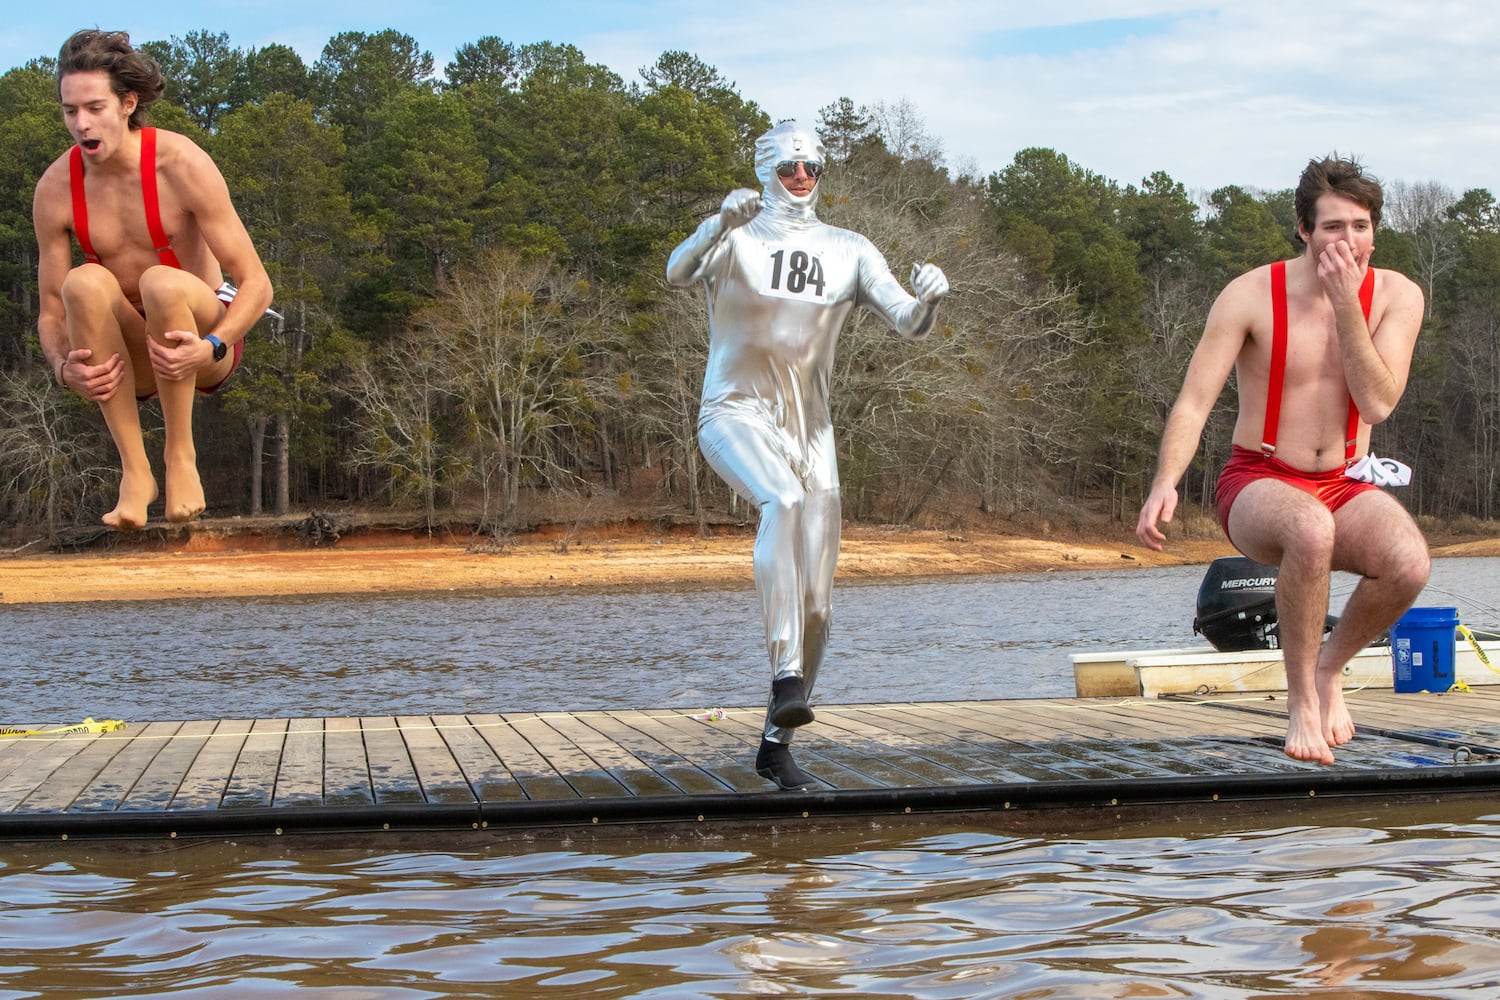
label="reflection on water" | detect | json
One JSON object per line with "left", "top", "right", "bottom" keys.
{"left": 4, "top": 557, "right": 1500, "bottom": 724}
{"left": 3, "top": 802, "right": 1500, "bottom": 996}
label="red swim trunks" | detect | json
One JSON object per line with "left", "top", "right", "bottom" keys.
{"left": 1215, "top": 445, "right": 1380, "bottom": 537}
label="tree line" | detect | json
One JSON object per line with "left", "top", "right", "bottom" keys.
{"left": 1, "top": 28, "right": 1496, "bottom": 542}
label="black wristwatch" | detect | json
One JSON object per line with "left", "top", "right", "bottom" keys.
{"left": 205, "top": 334, "right": 228, "bottom": 362}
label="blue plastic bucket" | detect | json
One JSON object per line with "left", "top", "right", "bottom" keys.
{"left": 1390, "top": 606, "right": 1459, "bottom": 693}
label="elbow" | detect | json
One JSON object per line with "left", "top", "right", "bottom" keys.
{"left": 664, "top": 249, "right": 698, "bottom": 288}
{"left": 1360, "top": 384, "right": 1405, "bottom": 426}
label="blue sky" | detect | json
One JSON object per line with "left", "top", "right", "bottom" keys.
{"left": 7, "top": 1, "right": 1499, "bottom": 199}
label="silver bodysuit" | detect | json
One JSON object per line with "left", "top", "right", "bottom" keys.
{"left": 666, "top": 121, "right": 944, "bottom": 743}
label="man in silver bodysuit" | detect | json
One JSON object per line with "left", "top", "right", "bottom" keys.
{"left": 667, "top": 120, "right": 948, "bottom": 790}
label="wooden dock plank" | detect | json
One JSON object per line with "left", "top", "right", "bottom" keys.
{"left": 709, "top": 706, "right": 894, "bottom": 791}
{"left": 222, "top": 719, "right": 288, "bottom": 809}
{"left": 542, "top": 713, "right": 684, "bottom": 798}
{"left": 170, "top": 719, "right": 254, "bottom": 811}
{"left": 466, "top": 714, "right": 579, "bottom": 801}
{"left": 6, "top": 727, "right": 138, "bottom": 813}
{"left": 273, "top": 718, "right": 326, "bottom": 806}
{"left": 504, "top": 714, "right": 629, "bottom": 799}
{"left": 626, "top": 709, "right": 767, "bottom": 794}
{"left": 323, "top": 716, "right": 374, "bottom": 806}
{"left": 589, "top": 711, "right": 736, "bottom": 796}
{"left": 395, "top": 717, "right": 477, "bottom": 804}
{"left": 431, "top": 714, "right": 524, "bottom": 803}
{"left": 0, "top": 733, "right": 75, "bottom": 789}
{"left": 58, "top": 722, "right": 185, "bottom": 812}
{"left": 892, "top": 703, "right": 1129, "bottom": 781}
{"left": 795, "top": 708, "right": 985, "bottom": 787}
{"left": 116, "top": 721, "right": 217, "bottom": 812}
{"left": 815, "top": 707, "right": 1040, "bottom": 783}
{"left": 360, "top": 717, "right": 425, "bottom": 804}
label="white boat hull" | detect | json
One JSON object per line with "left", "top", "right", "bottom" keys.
{"left": 1071, "top": 641, "right": 1500, "bottom": 698}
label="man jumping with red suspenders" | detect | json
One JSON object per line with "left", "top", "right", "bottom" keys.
{"left": 1137, "top": 156, "right": 1430, "bottom": 764}
{"left": 34, "top": 29, "right": 273, "bottom": 528}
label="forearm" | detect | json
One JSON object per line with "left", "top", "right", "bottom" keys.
{"left": 1337, "top": 302, "right": 1401, "bottom": 423}
{"left": 1149, "top": 406, "right": 1208, "bottom": 492}
{"left": 862, "top": 264, "right": 939, "bottom": 339}
{"left": 37, "top": 314, "right": 69, "bottom": 375}
{"left": 208, "top": 271, "right": 274, "bottom": 346}
{"left": 891, "top": 297, "right": 939, "bottom": 339}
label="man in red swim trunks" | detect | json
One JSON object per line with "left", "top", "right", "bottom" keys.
{"left": 1137, "top": 156, "right": 1429, "bottom": 765}
{"left": 33, "top": 29, "right": 273, "bottom": 528}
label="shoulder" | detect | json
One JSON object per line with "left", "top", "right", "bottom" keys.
{"left": 1373, "top": 266, "right": 1422, "bottom": 304}
{"left": 1209, "top": 261, "right": 1274, "bottom": 318}
{"left": 152, "top": 128, "right": 232, "bottom": 205}
{"left": 152, "top": 128, "right": 218, "bottom": 171}
{"left": 35, "top": 149, "right": 74, "bottom": 194}
{"left": 32, "top": 153, "right": 74, "bottom": 222}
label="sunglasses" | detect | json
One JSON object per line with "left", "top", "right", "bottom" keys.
{"left": 775, "top": 160, "right": 824, "bottom": 179}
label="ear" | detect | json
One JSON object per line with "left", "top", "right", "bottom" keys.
{"left": 122, "top": 91, "right": 139, "bottom": 117}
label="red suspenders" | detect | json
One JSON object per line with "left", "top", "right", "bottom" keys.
{"left": 1262, "top": 259, "right": 1376, "bottom": 464}
{"left": 139, "top": 128, "right": 183, "bottom": 268}
{"left": 68, "top": 127, "right": 182, "bottom": 269}
{"left": 68, "top": 144, "right": 97, "bottom": 264}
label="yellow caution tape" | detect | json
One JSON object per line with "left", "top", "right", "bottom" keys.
{"left": 0, "top": 717, "right": 126, "bottom": 738}
{"left": 1458, "top": 625, "right": 1500, "bottom": 677}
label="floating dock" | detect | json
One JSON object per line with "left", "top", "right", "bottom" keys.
{"left": 5, "top": 688, "right": 1500, "bottom": 843}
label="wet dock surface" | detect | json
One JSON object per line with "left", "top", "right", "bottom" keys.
{"left": 4, "top": 688, "right": 1500, "bottom": 842}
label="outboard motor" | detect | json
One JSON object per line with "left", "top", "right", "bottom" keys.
{"left": 1193, "top": 556, "right": 1339, "bottom": 650}
{"left": 1193, "top": 556, "right": 1282, "bottom": 651}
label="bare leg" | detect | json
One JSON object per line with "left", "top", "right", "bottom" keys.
{"left": 140, "top": 266, "right": 224, "bottom": 522}
{"left": 1228, "top": 481, "right": 1338, "bottom": 764}
{"left": 60, "top": 265, "right": 158, "bottom": 529}
{"left": 1319, "top": 491, "right": 1431, "bottom": 743}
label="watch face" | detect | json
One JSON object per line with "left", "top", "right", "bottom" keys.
{"left": 210, "top": 337, "right": 227, "bottom": 361}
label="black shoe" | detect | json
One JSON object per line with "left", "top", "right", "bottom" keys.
{"left": 756, "top": 738, "right": 817, "bottom": 790}
{"left": 768, "top": 676, "right": 815, "bottom": 729}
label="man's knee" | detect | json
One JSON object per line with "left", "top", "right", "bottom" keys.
{"left": 138, "top": 264, "right": 195, "bottom": 313}
{"left": 765, "top": 489, "right": 807, "bottom": 522}
{"left": 1381, "top": 526, "right": 1432, "bottom": 598}
{"left": 59, "top": 262, "right": 119, "bottom": 308}
{"left": 1272, "top": 503, "right": 1338, "bottom": 566}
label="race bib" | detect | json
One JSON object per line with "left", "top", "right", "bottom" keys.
{"left": 759, "top": 243, "right": 830, "bottom": 302}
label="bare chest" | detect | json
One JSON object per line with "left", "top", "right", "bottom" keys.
{"left": 73, "top": 169, "right": 199, "bottom": 297}
{"left": 1243, "top": 294, "right": 1347, "bottom": 396}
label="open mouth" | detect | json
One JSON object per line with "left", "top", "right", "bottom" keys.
{"left": 80, "top": 138, "right": 102, "bottom": 152}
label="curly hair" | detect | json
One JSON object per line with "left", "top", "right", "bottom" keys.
{"left": 56, "top": 29, "right": 165, "bottom": 130}
{"left": 1295, "top": 155, "right": 1384, "bottom": 234}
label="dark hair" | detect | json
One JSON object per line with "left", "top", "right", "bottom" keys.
{"left": 1294, "top": 155, "right": 1383, "bottom": 234}
{"left": 56, "top": 29, "right": 165, "bottom": 130}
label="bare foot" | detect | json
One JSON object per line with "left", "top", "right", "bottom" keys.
{"left": 102, "top": 470, "right": 159, "bottom": 530}
{"left": 165, "top": 457, "right": 206, "bottom": 523}
{"left": 1318, "top": 674, "right": 1356, "bottom": 747}
{"left": 1285, "top": 702, "right": 1336, "bottom": 765}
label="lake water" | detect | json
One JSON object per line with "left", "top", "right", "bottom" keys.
{"left": 4, "top": 557, "right": 1500, "bottom": 724}
{"left": 3, "top": 558, "right": 1500, "bottom": 996}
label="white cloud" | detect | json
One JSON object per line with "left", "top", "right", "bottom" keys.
{"left": 11, "top": 1, "right": 1499, "bottom": 193}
